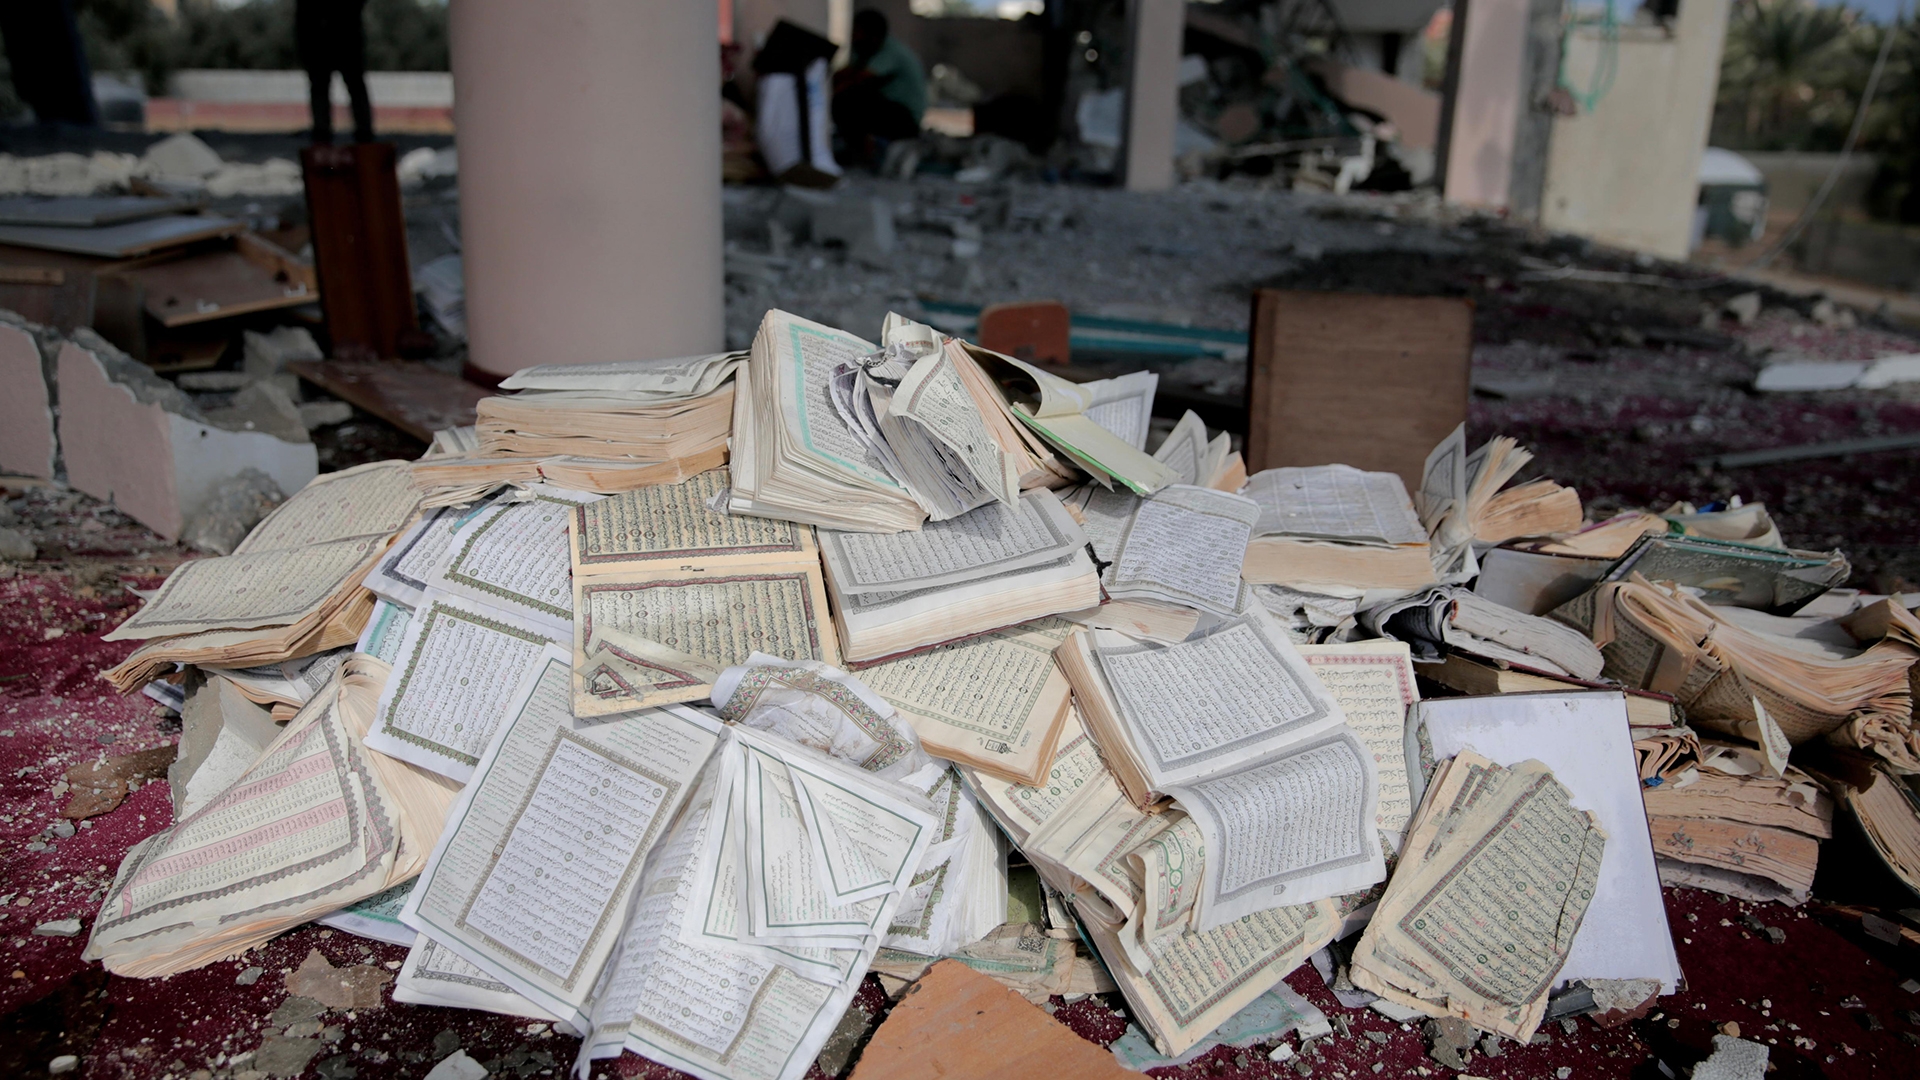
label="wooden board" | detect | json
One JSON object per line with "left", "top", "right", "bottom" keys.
{"left": 1245, "top": 290, "right": 1472, "bottom": 490}
{"left": 301, "top": 143, "right": 419, "bottom": 359}
{"left": 117, "top": 248, "right": 316, "bottom": 328}
{"left": 0, "top": 215, "right": 241, "bottom": 259}
{"left": 0, "top": 195, "right": 199, "bottom": 228}
{"left": 288, "top": 359, "right": 489, "bottom": 442}
{"left": 848, "top": 960, "right": 1133, "bottom": 1080}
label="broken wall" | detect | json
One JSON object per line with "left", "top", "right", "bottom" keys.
{"left": 54, "top": 332, "right": 316, "bottom": 541}
{"left": 1539, "top": 0, "right": 1731, "bottom": 260}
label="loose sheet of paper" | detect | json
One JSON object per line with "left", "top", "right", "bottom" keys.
{"left": 401, "top": 645, "right": 723, "bottom": 1026}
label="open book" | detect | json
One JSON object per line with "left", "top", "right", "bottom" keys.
{"left": 85, "top": 656, "right": 458, "bottom": 976}
{"left": 568, "top": 468, "right": 836, "bottom": 717}
{"left": 818, "top": 489, "right": 1100, "bottom": 662}
{"left": 1056, "top": 607, "right": 1384, "bottom": 928}
{"left": 854, "top": 616, "right": 1077, "bottom": 785}
{"left": 1088, "top": 484, "right": 1260, "bottom": 643}
{"left": 826, "top": 313, "right": 1021, "bottom": 521}
{"left": 400, "top": 644, "right": 727, "bottom": 1028}
{"left": 1240, "top": 465, "right": 1437, "bottom": 591}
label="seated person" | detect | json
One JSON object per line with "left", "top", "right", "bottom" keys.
{"left": 831, "top": 10, "right": 927, "bottom": 167}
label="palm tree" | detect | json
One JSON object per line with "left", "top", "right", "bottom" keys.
{"left": 1718, "top": 0, "right": 1854, "bottom": 146}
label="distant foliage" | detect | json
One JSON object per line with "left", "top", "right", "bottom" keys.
{"left": 59, "top": 0, "right": 448, "bottom": 100}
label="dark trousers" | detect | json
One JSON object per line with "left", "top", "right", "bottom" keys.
{"left": 306, "top": 65, "right": 373, "bottom": 144}
{"left": 297, "top": 0, "right": 373, "bottom": 144}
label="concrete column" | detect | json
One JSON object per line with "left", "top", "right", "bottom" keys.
{"left": 1122, "top": 0, "right": 1183, "bottom": 192}
{"left": 451, "top": 0, "right": 723, "bottom": 377}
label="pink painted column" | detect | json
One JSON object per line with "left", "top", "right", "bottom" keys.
{"left": 451, "top": 0, "right": 724, "bottom": 377}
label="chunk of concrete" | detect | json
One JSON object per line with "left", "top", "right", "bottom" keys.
{"left": 181, "top": 468, "right": 285, "bottom": 555}
{"left": 0, "top": 527, "right": 34, "bottom": 562}
{"left": 1857, "top": 353, "right": 1920, "bottom": 390}
{"left": 170, "top": 671, "right": 282, "bottom": 819}
{"left": 202, "top": 381, "right": 311, "bottom": 444}
{"left": 143, "top": 132, "right": 225, "bottom": 185}
{"left": 1694, "top": 1034, "right": 1768, "bottom": 1080}
{"left": 812, "top": 195, "right": 896, "bottom": 267}
{"left": 243, "top": 326, "right": 323, "bottom": 379}
{"left": 56, "top": 332, "right": 316, "bottom": 541}
{"left": 423, "top": 1050, "right": 488, "bottom": 1080}
{"left": 1752, "top": 360, "right": 1865, "bottom": 392}
{"left": 0, "top": 316, "right": 54, "bottom": 478}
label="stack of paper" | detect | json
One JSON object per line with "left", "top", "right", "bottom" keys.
{"left": 1351, "top": 750, "right": 1605, "bottom": 1042}
{"left": 85, "top": 656, "right": 459, "bottom": 975}
{"left": 1362, "top": 584, "right": 1606, "bottom": 679}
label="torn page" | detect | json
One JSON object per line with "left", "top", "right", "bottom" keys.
{"left": 1164, "top": 727, "right": 1384, "bottom": 930}
{"left": 1298, "top": 642, "right": 1419, "bottom": 846}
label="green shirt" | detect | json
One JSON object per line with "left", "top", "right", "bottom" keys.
{"left": 857, "top": 37, "right": 927, "bottom": 123}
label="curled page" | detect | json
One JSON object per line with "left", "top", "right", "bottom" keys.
{"left": 1164, "top": 727, "right": 1385, "bottom": 931}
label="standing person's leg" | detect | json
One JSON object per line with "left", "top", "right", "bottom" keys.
{"left": 341, "top": 65, "right": 374, "bottom": 142}
{"left": 306, "top": 65, "right": 335, "bottom": 144}
{"left": 340, "top": 0, "right": 374, "bottom": 142}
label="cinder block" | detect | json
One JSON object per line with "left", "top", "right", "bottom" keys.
{"left": 57, "top": 333, "right": 317, "bottom": 541}
{"left": 0, "top": 318, "right": 54, "bottom": 478}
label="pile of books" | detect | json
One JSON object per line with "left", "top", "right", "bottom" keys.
{"left": 81, "top": 306, "right": 1920, "bottom": 1079}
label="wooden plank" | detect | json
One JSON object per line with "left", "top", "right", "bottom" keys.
{"left": 115, "top": 248, "right": 318, "bottom": 328}
{"left": 848, "top": 960, "right": 1132, "bottom": 1080}
{"left": 288, "top": 359, "right": 488, "bottom": 442}
{"left": 301, "top": 143, "right": 419, "bottom": 359}
{"left": 1245, "top": 289, "right": 1472, "bottom": 490}
{"left": 0, "top": 215, "right": 242, "bottom": 259}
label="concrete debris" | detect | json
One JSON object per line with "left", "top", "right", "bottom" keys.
{"left": 1586, "top": 978, "right": 1665, "bottom": 1027}
{"left": 1423, "top": 1016, "right": 1476, "bottom": 1070}
{"left": 270, "top": 996, "right": 327, "bottom": 1028}
{"left": 1755, "top": 353, "right": 1920, "bottom": 392}
{"left": 299, "top": 400, "right": 355, "bottom": 429}
{"left": 180, "top": 468, "right": 285, "bottom": 556}
{"left": 1811, "top": 297, "right": 1857, "bottom": 329}
{"left": 205, "top": 158, "right": 304, "bottom": 198}
{"left": 1693, "top": 1034, "right": 1769, "bottom": 1080}
{"left": 244, "top": 326, "right": 325, "bottom": 380}
{"left": 177, "top": 371, "right": 254, "bottom": 392}
{"left": 48, "top": 1056, "right": 78, "bottom": 1076}
{"left": 32, "top": 917, "right": 82, "bottom": 937}
{"left": 1723, "top": 292, "right": 1762, "bottom": 326}
{"left": 236, "top": 966, "right": 265, "bottom": 985}
{"left": 254, "top": 1034, "right": 324, "bottom": 1077}
{"left": 398, "top": 146, "right": 459, "bottom": 187}
{"left": 284, "top": 948, "right": 393, "bottom": 1010}
{"left": 0, "top": 526, "right": 35, "bottom": 562}
{"left": 810, "top": 194, "right": 897, "bottom": 268}
{"left": 203, "top": 381, "right": 311, "bottom": 444}
{"left": 422, "top": 1049, "right": 489, "bottom": 1080}
{"left": 813, "top": 1003, "right": 875, "bottom": 1077}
